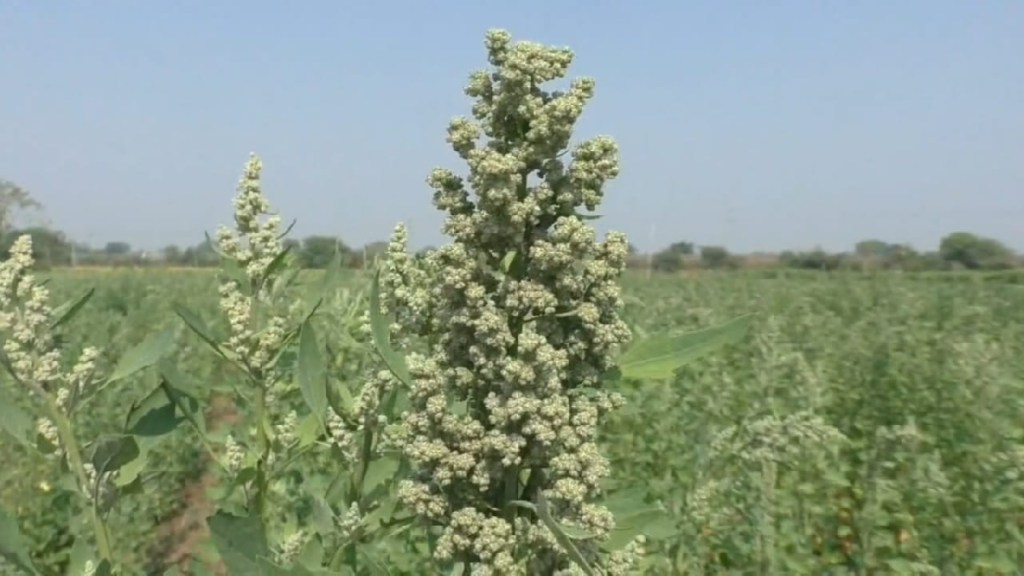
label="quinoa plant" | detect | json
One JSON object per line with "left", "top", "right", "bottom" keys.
{"left": 365, "top": 29, "right": 750, "bottom": 575}
{"left": 1, "top": 29, "right": 751, "bottom": 575}
{"left": 0, "top": 235, "right": 183, "bottom": 575}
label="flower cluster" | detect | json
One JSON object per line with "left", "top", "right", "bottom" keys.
{"left": 381, "top": 29, "right": 633, "bottom": 571}
{"left": 0, "top": 235, "right": 101, "bottom": 454}
{"left": 214, "top": 153, "right": 289, "bottom": 380}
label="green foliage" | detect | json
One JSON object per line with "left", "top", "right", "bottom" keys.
{"left": 3, "top": 26, "right": 1023, "bottom": 576}
{"left": 939, "top": 231, "right": 1017, "bottom": 270}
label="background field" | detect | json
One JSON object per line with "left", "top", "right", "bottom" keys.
{"left": 3, "top": 267, "right": 1023, "bottom": 574}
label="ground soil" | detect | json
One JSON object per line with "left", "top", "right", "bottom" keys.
{"left": 159, "top": 394, "right": 239, "bottom": 575}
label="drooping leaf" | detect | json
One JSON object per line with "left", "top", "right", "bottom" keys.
{"left": 125, "top": 383, "right": 185, "bottom": 437}
{"left": 90, "top": 434, "right": 141, "bottom": 475}
{"left": 368, "top": 269, "right": 412, "bottom": 385}
{"left": 617, "top": 313, "right": 753, "bottom": 380}
{"left": 49, "top": 287, "right": 95, "bottom": 331}
{"left": 207, "top": 511, "right": 271, "bottom": 574}
{"left": 0, "top": 506, "right": 39, "bottom": 575}
{"left": 296, "top": 319, "right": 328, "bottom": 428}
{"left": 106, "top": 327, "right": 176, "bottom": 384}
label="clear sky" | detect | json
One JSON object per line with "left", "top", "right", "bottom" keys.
{"left": 1, "top": 1, "right": 1021, "bottom": 254}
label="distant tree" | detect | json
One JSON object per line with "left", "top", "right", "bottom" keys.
{"left": 104, "top": 241, "right": 132, "bottom": 256}
{"left": 668, "top": 241, "right": 695, "bottom": 255}
{"left": 854, "top": 239, "right": 894, "bottom": 259}
{"left": 0, "top": 180, "right": 43, "bottom": 236}
{"left": 938, "top": 232, "right": 1016, "bottom": 270}
{"left": 780, "top": 248, "right": 844, "bottom": 271}
{"left": 650, "top": 240, "right": 696, "bottom": 272}
{"left": 298, "top": 235, "right": 351, "bottom": 269}
{"left": 1, "top": 227, "right": 72, "bottom": 268}
{"left": 700, "top": 245, "right": 736, "bottom": 270}
{"left": 182, "top": 238, "right": 220, "bottom": 267}
{"left": 358, "top": 241, "right": 388, "bottom": 269}
{"left": 162, "top": 245, "right": 183, "bottom": 264}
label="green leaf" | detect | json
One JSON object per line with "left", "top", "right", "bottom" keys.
{"left": 125, "top": 384, "right": 185, "bottom": 437}
{"left": 173, "top": 303, "right": 233, "bottom": 361}
{"left": 66, "top": 536, "right": 97, "bottom": 576}
{"left": 158, "top": 361, "right": 208, "bottom": 437}
{"left": 106, "top": 327, "right": 176, "bottom": 384}
{"left": 509, "top": 496, "right": 596, "bottom": 576}
{"left": 0, "top": 387, "right": 34, "bottom": 448}
{"left": 90, "top": 434, "right": 141, "bottom": 475}
{"left": 296, "top": 319, "right": 328, "bottom": 428}
{"left": 207, "top": 511, "right": 271, "bottom": 574}
{"left": 574, "top": 211, "right": 602, "bottom": 221}
{"left": 604, "top": 506, "right": 676, "bottom": 551}
{"left": 49, "top": 287, "right": 95, "bottom": 331}
{"left": 617, "top": 313, "right": 753, "bottom": 380}
{"left": 0, "top": 506, "right": 39, "bottom": 575}
{"left": 327, "top": 378, "right": 355, "bottom": 420}
{"left": 368, "top": 269, "right": 412, "bottom": 385}
{"left": 359, "top": 452, "right": 401, "bottom": 501}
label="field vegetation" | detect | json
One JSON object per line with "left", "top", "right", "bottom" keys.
{"left": 2, "top": 28, "right": 1024, "bottom": 576}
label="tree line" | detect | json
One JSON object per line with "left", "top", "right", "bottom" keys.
{"left": 638, "top": 233, "right": 1020, "bottom": 272}
{"left": 0, "top": 180, "right": 1018, "bottom": 272}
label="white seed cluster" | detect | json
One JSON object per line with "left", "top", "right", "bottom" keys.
{"left": 380, "top": 30, "right": 633, "bottom": 571}
{"left": 0, "top": 235, "right": 101, "bottom": 454}
{"left": 214, "top": 153, "right": 289, "bottom": 378}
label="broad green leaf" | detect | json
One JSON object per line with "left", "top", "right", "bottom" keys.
{"left": 296, "top": 413, "right": 322, "bottom": 449}
{"left": 49, "top": 287, "right": 95, "bottom": 331}
{"left": 296, "top": 319, "right": 328, "bottom": 427}
{"left": 308, "top": 496, "right": 336, "bottom": 537}
{"left": 125, "top": 384, "right": 185, "bottom": 437}
{"left": 360, "top": 452, "right": 401, "bottom": 500}
{"left": 0, "top": 506, "right": 39, "bottom": 575}
{"left": 0, "top": 387, "right": 35, "bottom": 448}
{"left": 207, "top": 511, "right": 271, "bottom": 574}
{"left": 158, "top": 361, "right": 207, "bottom": 437}
{"left": 106, "top": 327, "right": 176, "bottom": 383}
{"left": 603, "top": 506, "right": 676, "bottom": 551}
{"left": 66, "top": 536, "right": 97, "bottom": 576}
{"left": 617, "top": 313, "right": 753, "bottom": 380}
{"left": 368, "top": 269, "right": 412, "bottom": 385}
{"left": 90, "top": 434, "right": 141, "bottom": 474}
{"left": 327, "top": 378, "right": 355, "bottom": 419}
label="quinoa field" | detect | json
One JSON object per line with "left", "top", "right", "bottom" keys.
{"left": 3, "top": 267, "right": 1024, "bottom": 574}
{"left": 2, "top": 25, "right": 1023, "bottom": 576}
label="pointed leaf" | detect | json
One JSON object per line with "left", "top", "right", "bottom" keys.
{"left": 49, "top": 287, "right": 95, "bottom": 331}
{"left": 508, "top": 498, "right": 596, "bottom": 576}
{"left": 106, "top": 327, "right": 176, "bottom": 384}
{"left": 296, "top": 319, "right": 328, "bottom": 427}
{"left": 207, "top": 511, "right": 271, "bottom": 574}
{"left": 0, "top": 506, "right": 39, "bottom": 575}
{"left": 368, "top": 269, "right": 411, "bottom": 385}
{"left": 90, "top": 434, "right": 141, "bottom": 474}
{"left": 125, "top": 384, "right": 185, "bottom": 437}
{"left": 618, "top": 313, "right": 753, "bottom": 380}
{"left": 173, "top": 303, "right": 230, "bottom": 359}
{"left": 360, "top": 452, "right": 401, "bottom": 500}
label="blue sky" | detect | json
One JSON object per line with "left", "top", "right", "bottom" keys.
{"left": 1, "top": 1, "right": 1021, "bottom": 254}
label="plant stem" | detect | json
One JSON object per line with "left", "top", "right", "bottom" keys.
{"left": 47, "top": 399, "right": 113, "bottom": 562}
